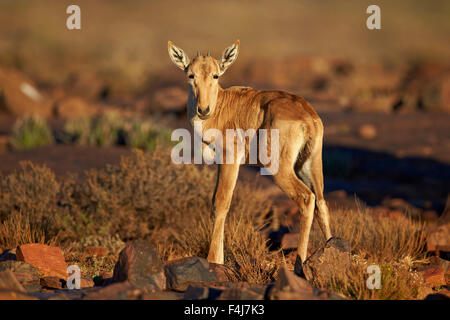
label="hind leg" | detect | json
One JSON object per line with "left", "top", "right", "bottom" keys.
{"left": 297, "top": 148, "right": 332, "bottom": 241}
{"left": 273, "top": 163, "right": 315, "bottom": 276}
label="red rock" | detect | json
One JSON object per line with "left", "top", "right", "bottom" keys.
{"left": 417, "top": 266, "right": 446, "bottom": 288}
{"left": 16, "top": 244, "right": 68, "bottom": 280}
{"left": 84, "top": 246, "right": 107, "bottom": 258}
{"left": 40, "top": 276, "right": 62, "bottom": 289}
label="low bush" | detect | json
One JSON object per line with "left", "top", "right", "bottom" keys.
{"left": 9, "top": 116, "right": 54, "bottom": 150}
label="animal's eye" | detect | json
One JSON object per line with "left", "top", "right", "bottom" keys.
{"left": 188, "top": 74, "right": 195, "bottom": 79}
{"left": 213, "top": 74, "right": 219, "bottom": 79}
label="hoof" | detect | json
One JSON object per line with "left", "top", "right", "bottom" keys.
{"left": 293, "top": 255, "right": 306, "bottom": 278}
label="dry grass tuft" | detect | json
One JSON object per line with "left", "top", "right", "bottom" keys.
{"left": 0, "top": 161, "right": 61, "bottom": 247}
{"left": 0, "top": 211, "right": 47, "bottom": 249}
{"left": 304, "top": 203, "right": 428, "bottom": 299}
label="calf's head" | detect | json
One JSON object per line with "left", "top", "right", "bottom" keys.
{"left": 168, "top": 40, "right": 240, "bottom": 120}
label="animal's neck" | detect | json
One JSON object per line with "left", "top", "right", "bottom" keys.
{"left": 196, "top": 85, "right": 259, "bottom": 134}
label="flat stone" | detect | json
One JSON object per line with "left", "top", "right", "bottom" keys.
{"left": 16, "top": 244, "right": 68, "bottom": 280}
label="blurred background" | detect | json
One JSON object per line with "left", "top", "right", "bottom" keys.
{"left": 0, "top": 0, "right": 449, "bottom": 218}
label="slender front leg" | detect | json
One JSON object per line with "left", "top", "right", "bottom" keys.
{"left": 207, "top": 163, "right": 240, "bottom": 264}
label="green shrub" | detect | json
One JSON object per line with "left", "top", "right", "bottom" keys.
{"left": 9, "top": 116, "right": 54, "bottom": 150}
{"left": 63, "top": 112, "right": 172, "bottom": 150}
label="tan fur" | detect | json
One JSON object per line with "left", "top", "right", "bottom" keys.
{"left": 168, "top": 41, "right": 332, "bottom": 275}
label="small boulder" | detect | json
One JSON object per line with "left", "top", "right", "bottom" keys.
{"left": 417, "top": 264, "right": 446, "bottom": 288}
{"left": 268, "top": 266, "right": 321, "bottom": 300}
{"left": 302, "top": 237, "right": 351, "bottom": 282}
{"left": 164, "top": 256, "right": 221, "bottom": 291}
{"left": 40, "top": 276, "right": 63, "bottom": 289}
{"left": 424, "top": 290, "right": 450, "bottom": 300}
{"left": 112, "top": 240, "right": 166, "bottom": 291}
{"left": 0, "top": 260, "right": 41, "bottom": 291}
{"left": 16, "top": 244, "right": 68, "bottom": 280}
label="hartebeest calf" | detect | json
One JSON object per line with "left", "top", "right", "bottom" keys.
{"left": 167, "top": 40, "right": 332, "bottom": 276}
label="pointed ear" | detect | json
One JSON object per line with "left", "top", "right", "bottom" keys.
{"left": 168, "top": 41, "right": 190, "bottom": 71}
{"left": 218, "top": 40, "right": 240, "bottom": 75}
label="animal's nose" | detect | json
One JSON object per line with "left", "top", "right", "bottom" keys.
{"left": 197, "top": 106, "right": 210, "bottom": 116}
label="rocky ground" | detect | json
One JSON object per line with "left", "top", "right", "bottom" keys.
{"left": 1, "top": 238, "right": 448, "bottom": 300}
